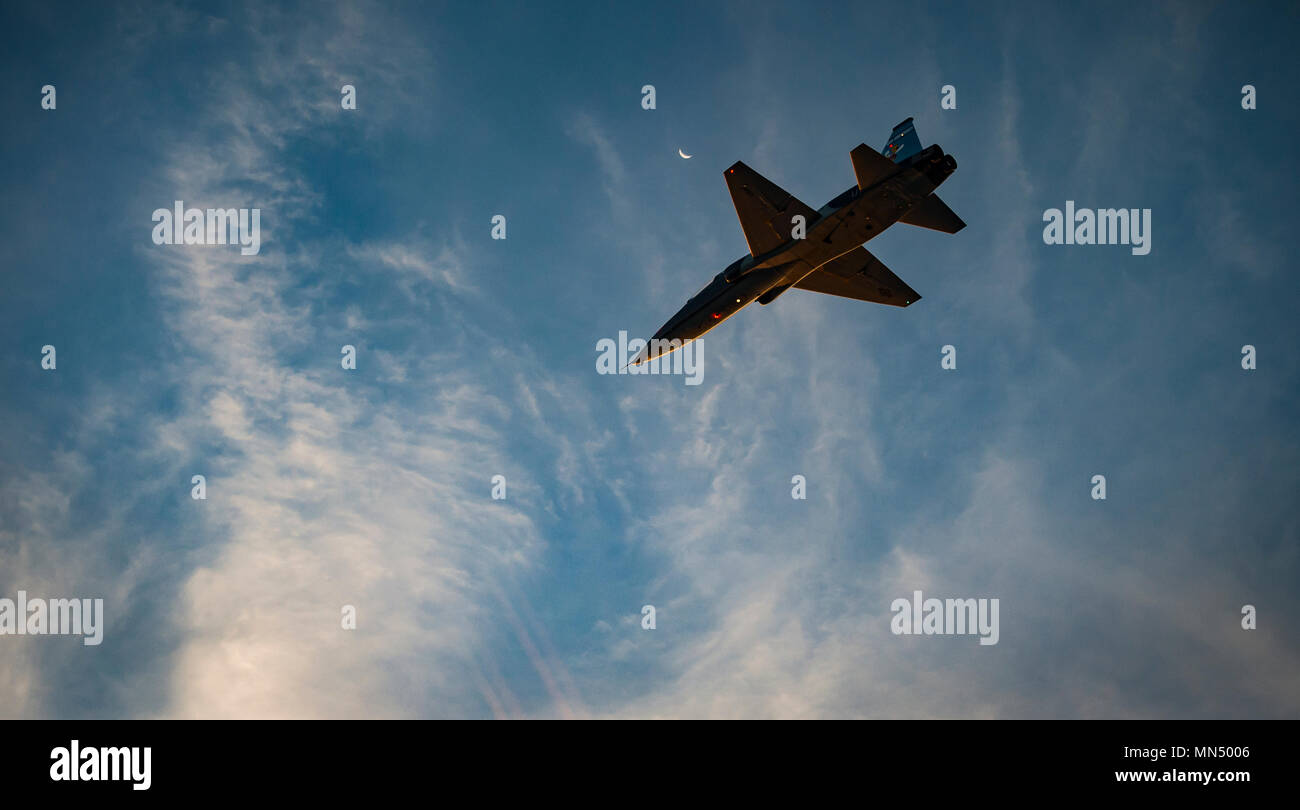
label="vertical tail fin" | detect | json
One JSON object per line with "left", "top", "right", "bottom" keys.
{"left": 881, "top": 117, "right": 922, "bottom": 163}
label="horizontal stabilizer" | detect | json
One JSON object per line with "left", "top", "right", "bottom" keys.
{"left": 899, "top": 194, "right": 965, "bottom": 234}
{"left": 850, "top": 143, "right": 898, "bottom": 190}
{"left": 725, "top": 162, "right": 819, "bottom": 257}
{"left": 793, "top": 246, "right": 920, "bottom": 307}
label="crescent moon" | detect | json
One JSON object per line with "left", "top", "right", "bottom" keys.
{"left": 678, "top": 148, "right": 693, "bottom": 159}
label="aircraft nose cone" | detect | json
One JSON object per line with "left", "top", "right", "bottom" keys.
{"left": 627, "top": 334, "right": 687, "bottom": 368}
{"left": 627, "top": 342, "right": 651, "bottom": 368}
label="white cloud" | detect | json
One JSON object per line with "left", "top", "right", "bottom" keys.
{"left": 125, "top": 7, "right": 560, "bottom": 718}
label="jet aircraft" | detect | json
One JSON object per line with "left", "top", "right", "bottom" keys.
{"left": 631, "top": 118, "right": 964, "bottom": 366}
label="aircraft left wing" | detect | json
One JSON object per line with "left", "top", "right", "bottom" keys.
{"left": 793, "top": 246, "right": 920, "bottom": 307}
{"left": 724, "top": 161, "right": 819, "bottom": 258}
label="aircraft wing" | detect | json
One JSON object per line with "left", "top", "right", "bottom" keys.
{"left": 793, "top": 246, "right": 920, "bottom": 307}
{"left": 724, "top": 161, "right": 819, "bottom": 258}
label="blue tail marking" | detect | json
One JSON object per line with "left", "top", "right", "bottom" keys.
{"left": 881, "top": 117, "right": 921, "bottom": 164}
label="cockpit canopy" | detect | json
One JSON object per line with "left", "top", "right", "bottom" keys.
{"left": 722, "top": 255, "right": 754, "bottom": 283}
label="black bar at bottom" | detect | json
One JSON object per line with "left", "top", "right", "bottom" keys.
{"left": 2, "top": 719, "right": 1288, "bottom": 798}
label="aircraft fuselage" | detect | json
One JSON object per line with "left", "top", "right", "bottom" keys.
{"left": 643, "top": 145, "right": 956, "bottom": 355}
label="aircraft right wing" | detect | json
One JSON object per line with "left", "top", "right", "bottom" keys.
{"left": 724, "top": 161, "right": 819, "bottom": 258}
{"left": 793, "top": 246, "right": 920, "bottom": 307}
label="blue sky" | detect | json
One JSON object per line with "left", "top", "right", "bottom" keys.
{"left": 1, "top": 0, "right": 1297, "bottom": 718}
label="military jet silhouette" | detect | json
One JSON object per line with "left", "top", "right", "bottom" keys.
{"left": 631, "top": 118, "right": 963, "bottom": 366}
